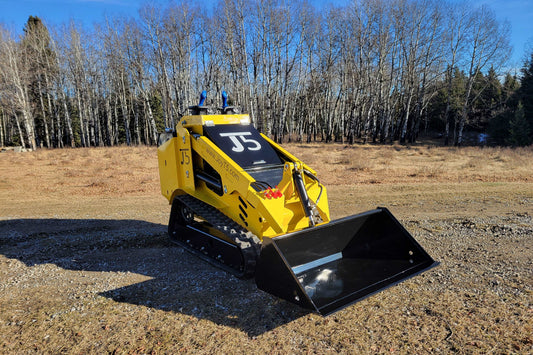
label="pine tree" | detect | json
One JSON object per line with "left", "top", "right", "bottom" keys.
{"left": 488, "top": 56, "right": 531, "bottom": 146}
{"left": 21, "top": 16, "right": 57, "bottom": 148}
{"left": 517, "top": 53, "right": 533, "bottom": 141}
{"left": 502, "top": 73, "right": 520, "bottom": 104}
{"left": 508, "top": 102, "right": 531, "bottom": 146}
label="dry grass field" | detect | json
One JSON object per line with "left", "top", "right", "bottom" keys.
{"left": 1, "top": 143, "right": 532, "bottom": 354}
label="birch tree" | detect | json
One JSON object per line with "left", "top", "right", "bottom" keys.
{"left": 0, "top": 25, "right": 37, "bottom": 149}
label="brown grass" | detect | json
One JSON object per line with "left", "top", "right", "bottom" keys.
{"left": 1, "top": 144, "right": 532, "bottom": 353}
{"left": 1, "top": 146, "right": 159, "bottom": 201}
{"left": 286, "top": 144, "right": 533, "bottom": 186}
{"left": 2, "top": 144, "right": 531, "bottom": 202}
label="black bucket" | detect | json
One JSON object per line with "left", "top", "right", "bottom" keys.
{"left": 255, "top": 208, "right": 437, "bottom": 315}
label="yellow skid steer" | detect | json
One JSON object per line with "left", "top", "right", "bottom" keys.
{"left": 157, "top": 91, "right": 436, "bottom": 315}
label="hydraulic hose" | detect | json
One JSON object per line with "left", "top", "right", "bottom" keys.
{"left": 303, "top": 169, "right": 324, "bottom": 204}
{"left": 293, "top": 165, "right": 315, "bottom": 227}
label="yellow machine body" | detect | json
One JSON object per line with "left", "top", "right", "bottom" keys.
{"left": 158, "top": 113, "right": 330, "bottom": 240}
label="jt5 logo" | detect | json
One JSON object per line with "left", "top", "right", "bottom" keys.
{"left": 219, "top": 132, "right": 261, "bottom": 152}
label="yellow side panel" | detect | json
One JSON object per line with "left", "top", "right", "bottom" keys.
{"left": 157, "top": 128, "right": 196, "bottom": 203}
{"left": 191, "top": 136, "right": 252, "bottom": 194}
{"left": 157, "top": 137, "right": 181, "bottom": 202}
{"left": 175, "top": 126, "right": 195, "bottom": 194}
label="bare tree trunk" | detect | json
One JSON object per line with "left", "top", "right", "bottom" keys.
{"left": 76, "top": 92, "right": 86, "bottom": 147}
{"left": 144, "top": 95, "right": 158, "bottom": 144}
{"left": 0, "top": 110, "right": 5, "bottom": 147}
{"left": 444, "top": 75, "right": 453, "bottom": 146}
{"left": 61, "top": 90, "right": 75, "bottom": 147}
{"left": 133, "top": 94, "right": 141, "bottom": 145}
{"left": 104, "top": 95, "right": 113, "bottom": 146}
{"left": 45, "top": 77, "right": 61, "bottom": 147}
{"left": 21, "top": 85, "right": 37, "bottom": 150}
{"left": 119, "top": 75, "right": 131, "bottom": 145}
{"left": 37, "top": 79, "right": 51, "bottom": 147}
{"left": 457, "top": 106, "right": 467, "bottom": 146}
{"left": 113, "top": 96, "right": 120, "bottom": 145}
{"left": 12, "top": 109, "right": 26, "bottom": 149}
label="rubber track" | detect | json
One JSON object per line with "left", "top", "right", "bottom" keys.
{"left": 174, "top": 194, "right": 261, "bottom": 279}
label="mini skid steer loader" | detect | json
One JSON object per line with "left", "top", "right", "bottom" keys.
{"left": 157, "top": 91, "right": 436, "bottom": 315}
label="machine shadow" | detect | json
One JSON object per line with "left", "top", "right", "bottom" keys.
{"left": 0, "top": 218, "right": 308, "bottom": 336}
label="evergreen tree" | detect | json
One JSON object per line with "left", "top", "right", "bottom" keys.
{"left": 489, "top": 109, "right": 512, "bottom": 145}
{"left": 150, "top": 92, "right": 165, "bottom": 132}
{"left": 488, "top": 58, "right": 531, "bottom": 146}
{"left": 484, "top": 66, "right": 503, "bottom": 107}
{"left": 501, "top": 73, "right": 520, "bottom": 104}
{"left": 474, "top": 66, "right": 503, "bottom": 134}
{"left": 21, "top": 16, "right": 57, "bottom": 148}
{"left": 508, "top": 102, "right": 531, "bottom": 146}
{"left": 516, "top": 53, "right": 533, "bottom": 141}
{"left": 469, "top": 69, "right": 488, "bottom": 130}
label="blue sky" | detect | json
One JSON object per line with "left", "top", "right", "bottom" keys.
{"left": 1, "top": 0, "right": 532, "bottom": 70}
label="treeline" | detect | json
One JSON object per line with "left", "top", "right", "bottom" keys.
{"left": 0, "top": 0, "right": 530, "bottom": 150}
{"left": 429, "top": 61, "right": 533, "bottom": 146}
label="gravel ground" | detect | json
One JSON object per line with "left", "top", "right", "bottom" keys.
{"left": 0, "top": 146, "right": 532, "bottom": 353}
{"left": 1, "top": 213, "right": 531, "bottom": 353}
